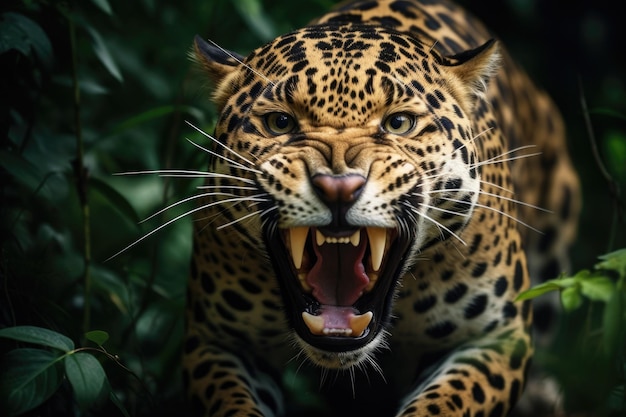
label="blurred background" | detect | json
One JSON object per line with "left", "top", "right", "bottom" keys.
{"left": 1, "top": 0, "right": 624, "bottom": 415}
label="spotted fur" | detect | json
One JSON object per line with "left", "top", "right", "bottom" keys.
{"left": 183, "top": 1, "right": 580, "bottom": 416}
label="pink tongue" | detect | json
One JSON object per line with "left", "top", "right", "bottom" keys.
{"left": 306, "top": 232, "right": 368, "bottom": 306}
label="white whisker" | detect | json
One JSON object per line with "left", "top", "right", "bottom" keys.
{"left": 106, "top": 194, "right": 268, "bottom": 261}
{"left": 204, "top": 39, "right": 275, "bottom": 86}
{"left": 186, "top": 121, "right": 258, "bottom": 168}
{"left": 216, "top": 209, "right": 264, "bottom": 230}
{"left": 418, "top": 211, "right": 467, "bottom": 246}
{"left": 114, "top": 169, "right": 257, "bottom": 185}
{"left": 140, "top": 191, "right": 238, "bottom": 223}
{"left": 185, "top": 137, "right": 263, "bottom": 174}
{"left": 428, "top": 188, "right": 550, "bottom": 213}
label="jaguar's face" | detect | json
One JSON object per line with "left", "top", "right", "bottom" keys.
{"left": 196, "top": 24, "right": 497, "bottom": 368}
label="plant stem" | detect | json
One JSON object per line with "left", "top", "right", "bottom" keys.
{"left": 67, "top": 11, "right": 92, "bottom": 335}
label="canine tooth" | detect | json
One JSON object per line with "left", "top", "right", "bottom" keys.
{"left": 298, "top": 272, "right": 311, "bottom": 291}
{"left": 365, "top": 272, "right": 379, "bottom": 291}
{"left": 367, "top": 227, "right": 387, "bottom": 271}
{"left": 316, "top": 229, "right": 325, "bottom": 246}
{"left": 302, "top": 312, "right": 324, "bottom": 335}
{"left": 350, "top": 230, "right": 360, "bottom": 246}
{"left": 289, "top": 227, "right": 309, "bottom": 269}
{"left": 350, "top": 311, "right": 373, "bottom": 337}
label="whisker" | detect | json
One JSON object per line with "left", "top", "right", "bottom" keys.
{"left": 216, "top": 209, "right": 264, "bottom": 230}
{"left": 185, "top": 137, "right": 263, "bottom": 175}
{"left": 420, "top": 202, "right": 471, "bottom": 218}
{"left": 140, "top": 191, "right": 239, "bottom": 223}
{"left": 106, "top": 194, "right": 268, "bottom": 260}
{"left": 186, "top": 121, "right": 258, "bottom": 168}
{"left": 479, "top": 179, "right": 514, "bottom": 195}
{"left": 428, "top": 188, "right": 551, "bottom": 213}
{"left": 437, "top": 196, "right": 543, "bottom": 233}
{"left": 203, "top": 39, "right": 275, "bottom": 86}
{"left": 114, "top": 169, "right": 257, "bottom": 185}
{"left": 418, "top": 211, "right": 467, "bottom": 246}
{"left": 471, "top": 152, "right": 542, "bottom": 169}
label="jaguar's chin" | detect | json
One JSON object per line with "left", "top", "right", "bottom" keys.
{"left": 265, "top": 225, "right": 411, "bottom": 360}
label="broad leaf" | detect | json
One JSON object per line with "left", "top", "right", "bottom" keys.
{"left": 65, "top": 352, "right": 108, "bottom": 410}
{"left": 0, "top": 348, "right": 64, "bottom": 416}
{"left": 0, "top": 326, "right": 74, "bottom": 352}
{"left": 85, "top": 330, "right": 110, "bottom": 346}
{"left": 596, "top": 248, "right": 626, "bottom": 277}
{"left": 561, "top": 285, "right": 582, "bottom": 311}
{"left": 515, "top": 281, "right": 562, "bottom": 301}
{"left": 0, "top": 12, "right": 53, "bottom": 68}
{"left": 580, "top": 276, "right": 615, "bottom": 303}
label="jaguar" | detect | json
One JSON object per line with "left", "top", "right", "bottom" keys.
{"left": 182, "top": 0, "right": 580, "bottom": 415}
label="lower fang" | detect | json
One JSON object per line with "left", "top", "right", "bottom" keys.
{"left": 349, "top": 311, "right": 373, "bottom": 337}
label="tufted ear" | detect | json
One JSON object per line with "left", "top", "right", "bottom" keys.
{"left": 191, "top": 35, "right": 244, "bottom": 110}
{"left": 439, "top": 39, "right": 500, "bottom": 113}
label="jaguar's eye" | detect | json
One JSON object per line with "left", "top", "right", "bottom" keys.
{"left": 264, "top": 112, "right": 297, "bottom": 135}
{"left": 382, "top": 112, "right": 416, "bottom": 135}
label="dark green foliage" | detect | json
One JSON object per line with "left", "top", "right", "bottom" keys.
{"left": 0, "top": 0, "right": 624, "bottom": 416}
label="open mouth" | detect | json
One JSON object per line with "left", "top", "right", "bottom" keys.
{"left": 266, "top": 225, "right": 410, "bottom": 352}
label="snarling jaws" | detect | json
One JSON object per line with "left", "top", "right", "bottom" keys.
{"left": 266, "top": 225, "right": 410, "bottom": 353}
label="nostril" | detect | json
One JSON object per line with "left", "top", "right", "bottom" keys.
{"left": 312, "top": 174, "right": 366, "bottom": 204}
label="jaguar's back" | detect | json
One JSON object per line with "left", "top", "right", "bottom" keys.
{"left": 184, "top": 1, "right": 580, "bottom": 416}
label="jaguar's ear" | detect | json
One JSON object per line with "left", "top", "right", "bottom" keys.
{"left": 439, "top": 39, "right": 500, "bottom": 112}
{"left": 191, "top": 35, "right": 244, "bottom": 110}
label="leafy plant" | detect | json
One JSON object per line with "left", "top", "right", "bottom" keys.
{"left": 517, "top": 249, "right": 626, "bottom": 415}
{"left": 0, "top": 326, "right": 130, "bottom": 416}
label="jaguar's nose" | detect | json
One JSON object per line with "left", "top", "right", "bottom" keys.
{"left": 312, "top": 174, "right": 366, "bottom": 228}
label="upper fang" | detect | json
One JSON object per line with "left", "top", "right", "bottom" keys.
{"left": 289, "top": 227, "right": 309, "bottom": 269}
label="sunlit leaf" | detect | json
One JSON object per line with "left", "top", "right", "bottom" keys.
{"left": 596, "top": 248, "right": 626, "bottom": 276}
{"left": 65, "top": 352, "right": 108, "bottom": 411}
{"left": 0, "top": 349, "right": 64, "bottom": 416}
{"left": 561, "top": 285, "right": 582, "bottom": 311}
{"left": 580, "top": 276, "right": 615, "bottom": 302}
{"left": 0, "top": 326, "right": 74, "bottom": 352}
{"left": 515, "top": 281, "right": 562, "bottom": 301}
{"left": 85, "top": 330, "right": 109, "bottom": 346}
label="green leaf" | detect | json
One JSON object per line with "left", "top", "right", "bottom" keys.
{"left": 86, "top": 26, "right": 123, "bottom": 82}
{"left": 580, "top": 276, "right": 615, "bottom": 302}
{"left": 0, "top": 349, "right": 64, "bottom": 416}
{"left": 105, "top": 105, "right": 202, "bottom": 138}
{"left": 85, "top": 330, "right": 109, "bottom": 346}
{"left": 90, "top": 0, "right": 114, "bottom": 15}
{"left": 91, "top": 177, "right": 141, "bottom": 224}
{"left": 515, "top": 281, "right": 563, "bottom": 301}
{"left": 0, "top": 12, "right": 53, "bottom": 68}
{"left": 0, "top": 150, "right": 44, "bottom": 192}
{"left": 596, "top": 248, "right": 626, "bottom": 277}
{"left": 561, "top": 285, "right": 583, "bottom": 311}
{"left": 233, "top": 0, "right": 276, "bottom": 41}
{"left": 64, "top": 352, "right": 108, "bottom": 411}
{"left": 0, "top": 326, "right": 74, "bottom": 352}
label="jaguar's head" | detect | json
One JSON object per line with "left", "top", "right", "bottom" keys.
{"left": 192, "top": 23, "right": 499, "bottom": 368}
